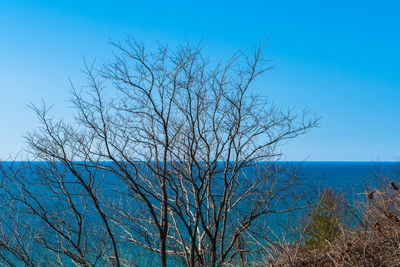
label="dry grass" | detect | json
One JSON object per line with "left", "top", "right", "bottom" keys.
{"left": 272, "top": 180, "right": 400, "bottom": 267}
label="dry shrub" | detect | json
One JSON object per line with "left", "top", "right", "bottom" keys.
{"left": 273, "top": 180, "right": 400, "bottom": 267}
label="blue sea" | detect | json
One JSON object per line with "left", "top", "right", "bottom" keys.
{"left": 295, "top": 161, "right": 398, "bottom": 191}
{"left": 0, "top": 161, "right": 398, "bottom": 266}
{"left": 2, "top": 161, "right": 397, "bottom": 187}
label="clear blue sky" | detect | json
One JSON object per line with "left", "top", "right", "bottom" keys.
{"left": 1, "top": 0, "right": 399, "bottom": 161}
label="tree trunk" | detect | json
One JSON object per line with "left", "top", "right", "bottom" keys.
{"left": 210, "top": 243, "right": 217, "bottom": 267}
{"left": 160, "top": 233, "right": 167, "bottom": 267}
{"left": 160, "top": 184, "right": 168, "bottom": 267}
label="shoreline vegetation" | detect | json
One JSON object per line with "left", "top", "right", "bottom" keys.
{"left": 273, "top": 171, "right": 400, "bottom": 267}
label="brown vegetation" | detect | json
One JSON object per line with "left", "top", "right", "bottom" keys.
{"left": 273, "top": 177, "right": 400, "bottom": 267}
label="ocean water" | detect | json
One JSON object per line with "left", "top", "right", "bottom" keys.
{"left": 2, "top": 161, "right": 397, "bottom": 187}
{"left": 295, "top": 161, "right": 399, "bottom": 192}
{"left": 0, "top": 161, "right": 398, "bottom": 265}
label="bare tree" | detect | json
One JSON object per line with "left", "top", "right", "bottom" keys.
{"left": 0, "top": 38, "right": 317, "bottom": 266}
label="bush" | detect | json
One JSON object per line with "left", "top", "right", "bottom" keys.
{"left": 304, "top": 187, "right": 341, "bottom": 250}
{"left": 272, "top": 180, "right": 400, "bottom": 266}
